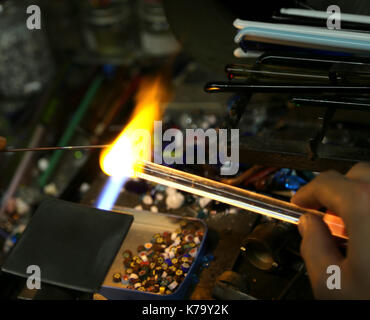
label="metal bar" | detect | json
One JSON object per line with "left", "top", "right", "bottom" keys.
{"left": 1, "top": 144, "right": 110, "bottom": 153}
{"left": 291, "top": 97, "right": 370, "bottom": 111}
{"left": 204, "top": 82, "right": 370, "bottom": 93}
{"left": 225, "top": 64, "right": 330, "bottom": 81}
{"left": 257, "top": 52, "right": 370, "bottom": 68}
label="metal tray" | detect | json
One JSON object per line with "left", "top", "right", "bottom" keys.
{"left": 99, "top": 206, "right": 208, "bottom": 300}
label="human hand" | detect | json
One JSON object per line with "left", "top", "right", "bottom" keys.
{"left": 291, "top": 163, "right": 370, "bottom": 299}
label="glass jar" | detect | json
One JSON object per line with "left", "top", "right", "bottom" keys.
{"left": 81, "top": 0, "right": 137, "bottom": 57}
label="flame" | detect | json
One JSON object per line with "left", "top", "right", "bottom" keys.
{"left": 99, "top": 76, "right": 167, "bottom": 178}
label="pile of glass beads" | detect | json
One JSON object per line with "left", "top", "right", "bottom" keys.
{"left": 112, "top": 221, "right": 204, "bottom": 295}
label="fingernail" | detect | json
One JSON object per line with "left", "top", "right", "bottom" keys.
{"left": 298, "top": 215, "right": 307, "bottom": 236}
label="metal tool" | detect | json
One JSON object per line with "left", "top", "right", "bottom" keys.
{"left": 291, "top": 96, "right": 370, "bottom": 111}
{"left": 256, "top": 52, "right": 370, "bottom": 69}
{"left": 204, "top": 82, "right": 370, "bottom": 94}
{"left": 225, "top": 63, "right": 370, "bottom": 85}
{"left": 0, "top": 145, "right": 110, "bottom": 153}
{"left": 225, "top": 64, "right": 330, "bottom": 82}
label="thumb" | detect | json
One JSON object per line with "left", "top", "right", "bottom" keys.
{"left": 299, "top": 214, "right": 344, "bottom": 298}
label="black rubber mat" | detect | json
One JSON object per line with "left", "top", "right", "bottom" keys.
{"left": 2, "top": 198, "right": 133, "bottom": 293}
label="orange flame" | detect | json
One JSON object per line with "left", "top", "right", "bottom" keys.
{"left": 100, "top": 76, "right": 167, "bottom": 177}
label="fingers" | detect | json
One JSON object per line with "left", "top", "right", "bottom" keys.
{"left": 293, "top": 164, "right": 370, "bottom": 299}
{"left": 0, "top": 137, "right": 6, "bottom": 150}
{"left": 298, "top": 214, "right": 343, "bottom": 299}
{"left": 346, "top": 162, "right": 370, "bottom": 183}
{"left": 292, "top": 170, "right": 343, "bottom": 210}
{"left": 291, "top": 170, "right": 356, "bottom": 228}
